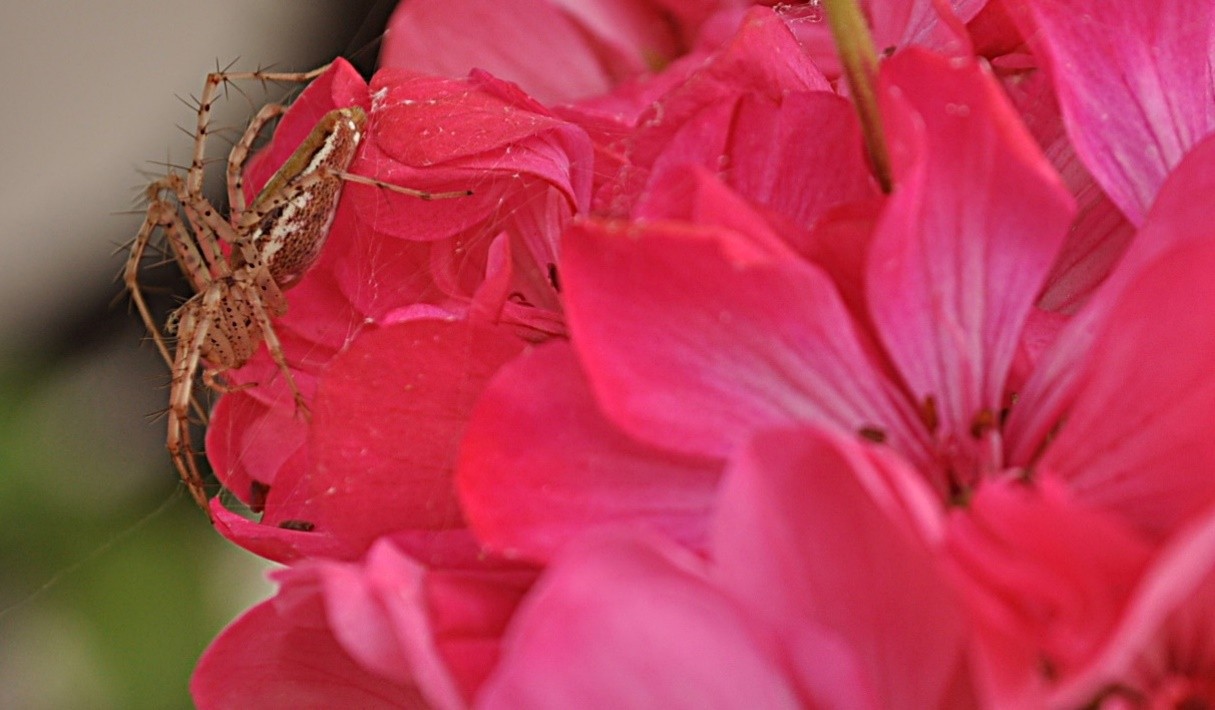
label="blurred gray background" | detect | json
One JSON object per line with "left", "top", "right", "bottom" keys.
{"left": 0, "top": 2, "right": 389, "bottom": 706}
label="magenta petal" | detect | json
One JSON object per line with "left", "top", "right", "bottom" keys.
{"left": 561, "top": 213, "right": 926, "bottom": 466}
{"left": 458, "top": 341, "right": 721, "bottom": 562}
{"left": 300, "top": 318, "right": 525, "bottom": 561}
{"left": 191, "top": 596, "right": 419, "bottom": 709}
{"left": 478, "top": 531, "right": 804, "bottom": 709}
{"left": 1040, "top": 240, "right": 1215, "bottom": 540}
{"left": 1015, "top": 0, "right": 1215, "bottom": 224}
{"left": 713, "top": 428, "right": 967, "bottom": 709}
{"left": 869, "top": 50, "right": 1073, "bottom": 479}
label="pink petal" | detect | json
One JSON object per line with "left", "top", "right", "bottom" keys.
{"left": 713, "top": 428, "right": 968, "bottom": 709}
{"left": 868, "top": 49, "right": 1073, "bottom": 481}
{"left": 382, "top": 0, "right": 679, "bottom": 105}
{"left": 478, "top": 531, "right": 806, "bottom": 709}
{"left": 1014, "top": 0, "right": 1215, "bottom": 225}
{"left": 458, "top": 341, "right": 722, "bottom": 562}
{"left": 1040, "top": 240, "right": 1215, "bottom": 541}
{"left": 1009, "top": 133, "right": 1215, "bottom": 465}
{"left": 561, "top": 202, "right": 927, "bottom": 468}
{"left": 715, "top": 91, "right": 880, "bottom": 229}
{"left": 599, "top": 6, "right": 831, "bottom": 216}
{"left": 207, "top": 388, "right": 307, "bottom": 509}
{"left": 314, "top": 541, "right": 534, "bottom": 707}
{"left": 1000, "top": 66, "right": 1135, "bottom": 315}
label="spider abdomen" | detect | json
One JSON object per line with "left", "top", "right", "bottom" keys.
{"left": 247, "top": 106, "right": 367, "bottom": 290}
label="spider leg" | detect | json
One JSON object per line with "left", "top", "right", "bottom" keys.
{"left": 332, "top": 170, "right": 476, "bottom": 200}
{"left": 125, "top": 179, "right": 184, "bottom": 373}
{"left": 233, "top": 269, "right": 309, "bottom": 417}
{"left": 125, "top": 178, "right": 212, "bottom": 424}
{"left": 227, "top": 102, "right": 288, "bottom": 218}
{"left": 189, "top": 65, "right": 332, "bottom": 200}
{"left": 166, "top": 291, "right": 220, "bottom": 514}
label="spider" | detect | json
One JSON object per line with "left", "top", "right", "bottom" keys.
{"left": 125, "top": 64, "right": 469, "bottom": 519}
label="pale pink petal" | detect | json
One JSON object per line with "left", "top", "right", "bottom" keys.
{"left": 1014, "top": 0, "right": 1215, "bottom": 225}
{"left": 478, "top": 531, "right": 806, "bottom": 709}
{"left": 868, "top": 49, "right": 1073, "bottom": 481}
{"left": 458, "top": 341, "right": 721, "bottom": 562}
{"left": 713, "top": 428, "right": 968, "bottom": 709}
{"left": 382, "top": 0, "right": 679, "bottom": 106}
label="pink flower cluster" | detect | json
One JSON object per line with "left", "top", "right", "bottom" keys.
{"left": 191, "top": 0, "right": 1215, "bottom": 707}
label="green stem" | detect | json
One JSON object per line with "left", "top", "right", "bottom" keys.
{"left": 823, "top": 0, "right": 893, "bottom": 193}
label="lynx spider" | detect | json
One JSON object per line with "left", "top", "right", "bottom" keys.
{"left": 126, "top": 64, "right": 469, "bottom": 518}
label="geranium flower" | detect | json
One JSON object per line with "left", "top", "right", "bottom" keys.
{"left": 458, "top": 45, "right": 1076, "bottom": 562}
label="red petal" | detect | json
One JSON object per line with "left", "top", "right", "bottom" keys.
{"left": 458, "top": 342, "right": 721, "bottom": 562}
{"left": 301, "top": 318, "right": 526, "bottom": 560}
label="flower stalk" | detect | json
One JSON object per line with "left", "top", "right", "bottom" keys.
{"left": 824, "top": 0, "right": 893, "bottom": 192}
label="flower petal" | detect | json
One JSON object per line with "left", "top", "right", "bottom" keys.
{"left": 478, "top": 531, "right": 806, "bottom": 709}
{"left": 868, "top": 49, "right": 1073, "bottom": 480}
{"left": 458, "top": 341, "right": 721, "bottom": 562}
{"left": 562, "top": 195, "right": 926, "bottom": 468}
{"left": 382, "top": 0, "right": 679, "bottom": 105}
{"left": 1040, "top": 240, "right": 1215, "bottom": 540}
{"left": 297, "top": 317, "right": 526, "bottom": 561}
{"left": 1014, "top": 0, "right": 1215, "bottom": 224}
{"left": 714, "top": 428, "right": 967, "bottom": 709}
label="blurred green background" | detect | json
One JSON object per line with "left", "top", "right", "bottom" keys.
{"left": 0, "top": 2, "right": 390, "bottom": 706}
